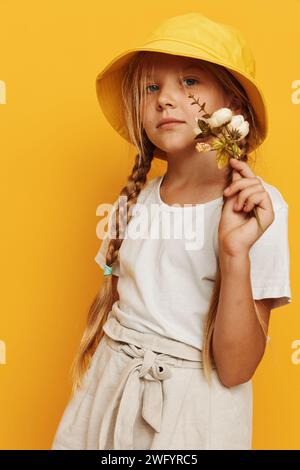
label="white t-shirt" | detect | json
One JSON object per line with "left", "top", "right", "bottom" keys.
{"left": 95, "top": 174, "right": 292, "bottom": 350}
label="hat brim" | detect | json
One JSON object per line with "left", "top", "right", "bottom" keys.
{"left": 96, "top": 45, "right": 268, "bottom": 161}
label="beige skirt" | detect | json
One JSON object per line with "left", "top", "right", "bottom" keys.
{"left": 51, "top": 313, "right": 253, "bottom": 450}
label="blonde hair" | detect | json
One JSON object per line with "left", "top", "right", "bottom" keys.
{"left": 70, "top": 51, "right": 267, "bottom": 395}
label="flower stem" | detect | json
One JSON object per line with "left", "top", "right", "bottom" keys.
{"left": 252, "top": 207, "right": 264, "bottom": 233}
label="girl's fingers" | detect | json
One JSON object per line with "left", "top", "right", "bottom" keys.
{"left": 234, "top": 184, "right": 265, "bottom": 210}
{"left": 224, "top": 176, "right": 260, "bottom": 196}
{"left": 229, "top": 157, "right": 256, "bottom": 178}
{"left": 235, "top": 189, "right": 266, "bottom": 212}
{"left": 225, "top": 159, "right": 269, "bottom": 214}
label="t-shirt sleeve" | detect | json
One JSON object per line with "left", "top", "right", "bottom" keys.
{"left": 249, "top": 203, "right": 292, "bottom": 309}
{"left": 94, "top": 199, "right": 120, "bottom": 277}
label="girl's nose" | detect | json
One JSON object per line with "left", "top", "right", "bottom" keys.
{"left": 156, "top": 86, "right": 179, "bottom": 109}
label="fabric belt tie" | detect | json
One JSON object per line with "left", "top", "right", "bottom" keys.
{"left": 98, "top": 340, "right": 177, "bottom": 450}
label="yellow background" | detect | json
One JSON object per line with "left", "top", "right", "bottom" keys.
{"left": 0, "top": 0, "right": 299, "bottom": 450}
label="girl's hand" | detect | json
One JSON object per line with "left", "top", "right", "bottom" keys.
{"left": 218, "top": 158, "right": 275, "bottom": 257}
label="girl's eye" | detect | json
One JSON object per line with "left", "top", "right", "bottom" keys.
{"left": 145, "top": 77, "right": 199, "bottom": 93}
{"left": 183, "top": 78, "right": 199, "bottom": 87}
{"left": 146, "top": 84, "right": 159, "bottom": 93}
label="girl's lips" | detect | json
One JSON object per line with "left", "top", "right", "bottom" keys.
{"left": 158, "top": 121, "right": 185, "bottom": 129}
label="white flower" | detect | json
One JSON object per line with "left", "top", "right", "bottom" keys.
{"left": 227, "top": 114, "right": 245, "bottom": 130}
{"left": 193, "top": 127, "right": 203, "bottom": 136}
{"left": 206, "top": 107, "right": 232, "bottom": 128}
{"left": 226, "top": 114, "right": 250, "bottom": 141}
{"left": 235, "top": 120, "right": 249, "bottom": 141}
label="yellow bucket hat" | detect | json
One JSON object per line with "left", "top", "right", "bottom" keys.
{"left": 95, "top": 12, "right": 268, "bottom": 161}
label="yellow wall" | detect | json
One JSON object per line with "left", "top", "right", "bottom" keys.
{"left": 0, "top": 0, "right": 299, "bottom": 450}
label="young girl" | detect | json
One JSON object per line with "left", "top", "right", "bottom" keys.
{"left": 51, "top": 12, "right": 292, "bottom": 450}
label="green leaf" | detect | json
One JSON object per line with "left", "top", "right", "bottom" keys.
{"left": 217, "top": 153, "right": 229, "bottom": 169}
{"left": 210, "top": 138, "right": 225, "bottom": 150}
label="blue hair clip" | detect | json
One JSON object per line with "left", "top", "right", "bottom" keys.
{"left": 103, "top": 263, "right": 113, "bottom": 276}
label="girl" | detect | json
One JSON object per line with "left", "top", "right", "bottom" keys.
{"left": 51, "top": 12, "right": 292, "bottom": 450}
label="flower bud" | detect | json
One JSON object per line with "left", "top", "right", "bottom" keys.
{"left": 236, "top": 121, "right": 250, "bottom": 141}
{"left": 193, "top": 127, "right": 203, "bottom": 136}
{"left": 196, "top": 142, "right": 212, "bottom": 152}
{"left": 227, "top": 114, "right": 245, "bottom": 131}
{"left": 206, "top": 107, "right": 232, "bottom": 128}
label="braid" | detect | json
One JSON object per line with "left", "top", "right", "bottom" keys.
{"left": 105, "top": 138, "right": 155, "bottom": 271}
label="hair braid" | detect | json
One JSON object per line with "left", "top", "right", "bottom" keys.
{"left": 70, "top": 141, "right": 155, "bottom": 395}
{"left": 106, "top": 139, "right": 155, "bottom": 270}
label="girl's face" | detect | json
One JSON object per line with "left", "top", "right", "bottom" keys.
{"left": 141, "top": 53, "right": 233, "bottom": 156}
